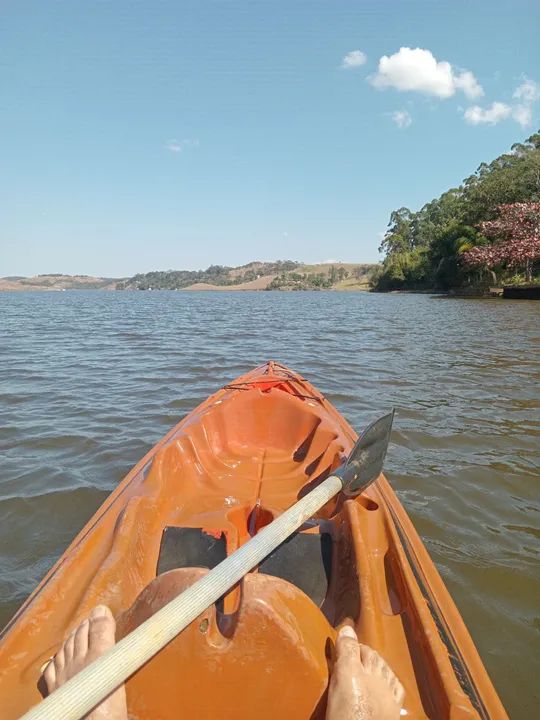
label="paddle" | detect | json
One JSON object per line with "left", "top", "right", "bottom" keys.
{"left": 20, "top": 411, "right": 394, "bottom": 720}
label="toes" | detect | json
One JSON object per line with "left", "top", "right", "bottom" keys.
{"left": 335, "top": 625, "right": 361, "bottom": 666}
{"left": 374, "top": 653, "right": 386, "bottom": 674}
{"left": 338, "top": 639, "right": 405, "bottom": 711}
{"left": 42, "top": 659, "right": 57, "bottom": 693}
{"left": 63, "top": 630, "right": 76, "bottom": 664}
{"left": 74, "top": 618, "right": 90, "bottom": 659}
{"left": 332, "top": 626, "right": 362, "bottom": 686}
{"left": 89, "top": 605, "right": 113, "bottom": 621}
{"left": 88, "top": 605, "right": 116, "bottom": 654}
{"left": 53, "top": 645, "right": 65, "bottom": 673}
{"left": 47, "top": 644, "right": 66, "bottom": 687}
{"left": 359, "top": 645, "right": 402, "bottom": 692}
{"left": 359, "top": 644, "right": 387, "bottom": 674}
{"left": 359, "top": 642, "right": 377, "bottom": 670}
{"left": 393, "top": 678, "right": 405, "bottom": 705}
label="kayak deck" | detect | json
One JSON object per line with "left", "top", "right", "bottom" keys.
{"left": 0, "top": 362, "right": 506, "bottom": 719}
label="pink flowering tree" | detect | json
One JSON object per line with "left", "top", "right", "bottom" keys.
{"left": 462, "top": 203, "right": 540, "bottom": 282}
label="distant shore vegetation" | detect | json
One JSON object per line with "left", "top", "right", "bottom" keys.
{"left": 114, "top": 262, "right": 375, "bottom": 292}
{"left": 0, "top": 262, "right": 377, "bottom": 292}
{"left": 267, "top": 264, "right": 373, "bottom": 290}
{"left": 116, "top": 261, "right": 298, "bottom": 291}
{"left": 372, "top": 132, "right": 540, "bottom": 292}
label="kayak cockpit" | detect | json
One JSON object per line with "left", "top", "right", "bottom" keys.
{"left": 116, "top": 568, "right": 333, "bottom": 719}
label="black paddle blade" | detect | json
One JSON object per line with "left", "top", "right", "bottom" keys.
{"left": 339, "top": 411, "right": 394, "bottom": 497}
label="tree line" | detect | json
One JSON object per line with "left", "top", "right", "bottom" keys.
{"left": 372, "top": 132, "right": 540, "bottom": 291}
{"left": 116, "top": 261, "right": 299, "bottom": 290}
{"left": 267, "top": 265, "right": 372, "bottom": 290}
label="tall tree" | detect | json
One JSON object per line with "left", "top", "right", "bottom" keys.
{"left": 379, "top": 208, "right": 414, "bottom": 255}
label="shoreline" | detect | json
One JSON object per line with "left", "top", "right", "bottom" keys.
{"left": 373, "top": 285, "right": 540, "bottom": 299}
{"left": 0, "top": 262, "right": 377, "bottom": 293}
{"left": 0, "top": 283, "right": 374, "bottom": 295}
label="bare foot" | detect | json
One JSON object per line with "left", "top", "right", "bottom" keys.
{"left": 326, "top": 626, "right": 404, "bottom": 720}
{"left": 42, "top": 605, "right": 128, "bottom": 720}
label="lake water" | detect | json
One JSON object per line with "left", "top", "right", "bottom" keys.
{"left": 0, "top": 290, "right": 538, "bottom": 717}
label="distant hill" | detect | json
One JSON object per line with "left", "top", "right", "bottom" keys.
{"left": 0, "top": 274, "right": 120, "bottom": 291}
{"left": 1, "top": 262, "right": 378, "bottom": 292}
{"left": 117, "top": 261, "right": 299, "bottom": 290}
{"left": 119, "top": 261, "right": 377, "bottom": 291}
{"left": 268, "top": 263, "right": 375, "bottom": 291}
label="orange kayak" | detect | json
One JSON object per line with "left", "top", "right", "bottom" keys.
{"left": 0, "top": 362, "right": 507, "bottom": 719}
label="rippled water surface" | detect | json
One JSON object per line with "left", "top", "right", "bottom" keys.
{"left": 0, "top": 290, "right": 538, "bottom": 716}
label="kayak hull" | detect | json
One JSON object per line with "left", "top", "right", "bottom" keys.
{"left": 0, "top": 362, "right": 507, "bottom": 719}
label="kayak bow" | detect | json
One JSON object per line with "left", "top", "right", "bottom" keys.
{"left": 0, "top": 361, "right": 507, "bottom": 720}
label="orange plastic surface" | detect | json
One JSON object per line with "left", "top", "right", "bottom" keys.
{"left": 0, "top": 361, "right": 508, "bottom": 719}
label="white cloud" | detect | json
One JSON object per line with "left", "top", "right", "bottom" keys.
{"left": 341, "top": 50, "right": 367, "bottom": 69}
{"left": 509, "top": 77, "right": 539, "bottom": 127}
{"left": 464, "top": 77, "right": 539, "bottom": 128}
{"left": 370, "top": 47, "right": 483, "bottom": 99}
{"left": 464, "top": 102, "right": 511, "bottom": 125}
{"left": 391, "top": 110, "right": 412, "bottom": 128}
{"left": 166, "top": 140, "right": 183, "bottom": 153}
{"left": 513, "top": 77, "right": 540, "bottom": 103}
{"left": 512, "top": 104, "right": 533, "bottom": 127}
{"left": 166, "top": 138, "right": 199, "bottom": 153}
{"left": 454, "top": 70, "right": 484, "bottom": 100}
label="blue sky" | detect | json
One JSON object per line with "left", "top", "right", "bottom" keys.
{"left": 2, "top": 0, "right": 539, "bottom": 277}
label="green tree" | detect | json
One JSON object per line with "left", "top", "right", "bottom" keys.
{"left": 372, "top": 131, "right": 540, "bottom": 291}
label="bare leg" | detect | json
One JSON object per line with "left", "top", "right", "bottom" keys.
{"left": 326, "top": 626, "right": 404, "bottom": 720}
{"left": 42, "top": 605, "right": 128, "bottom": 720}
